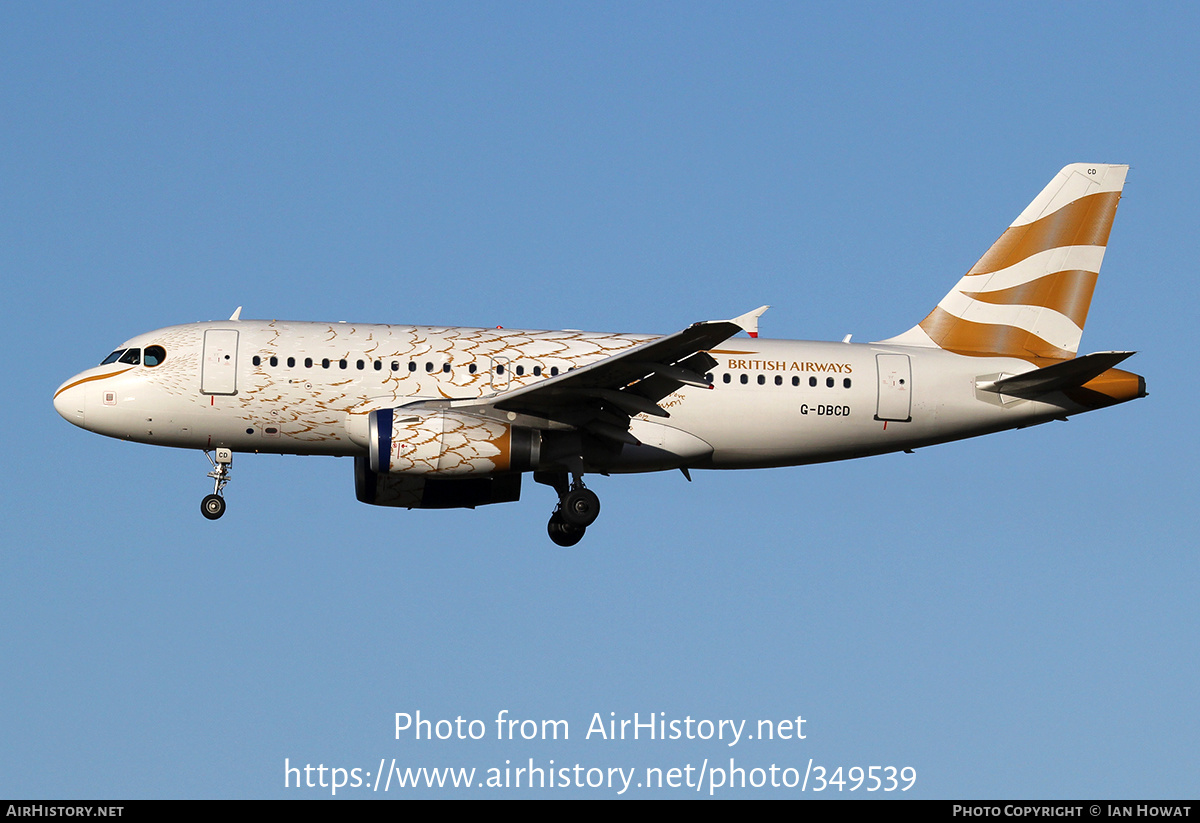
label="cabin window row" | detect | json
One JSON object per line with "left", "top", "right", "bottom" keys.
{"left": 712, "top": 372, "right": 852, "bottom": 389}
{"left": 250, "top": 355, "right": 563, "bottom": 378}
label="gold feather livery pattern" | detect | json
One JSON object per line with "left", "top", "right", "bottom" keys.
{"left": 886, "top": 164, "right": 1127, "bottom": 363}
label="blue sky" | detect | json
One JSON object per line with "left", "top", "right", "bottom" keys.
{"left": 4, "top": 2, "right": 1197, "bottom": 798}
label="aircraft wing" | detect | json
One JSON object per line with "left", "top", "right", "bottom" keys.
{"left": 405, "top": 307, "right": 768, "bottom": 444}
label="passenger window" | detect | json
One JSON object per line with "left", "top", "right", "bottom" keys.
{"left": 469, "top": 363, "right": 478, "bottom": 374}
{"left": 442, "top": 363, "right": 450, "bottom": 374}
{"left": 144, "top": 345, "right": 166, "bottom": 367}
{"left": 305, "top": 357, "right": 313, "bottom": 368}
{"left": 516, "top": 365, "right": 525, "bottom": 376}
{"left": 774, "top": 375, "right": 782, "bottom": 386}
{"left": 357, "top": 360, "right": 365, "bottom": 370}
{"left": 792, "top": 376, "right": 800, "bottom": 387}
{"left": 533, "top": 366, "right": 542, "bottom": 376}
{"left": 322, "top": 359, "right": 330, "bottom": 369}
{"left": 373, "top": 360, "right": 381, "bottom": 371}
{"left": 391, "top": 361, "right": 399, "bottom": 371}
{"left": 844, "top": 378, "right": 852, "bottom": 388}
{"left": 252, "top": 356, "right": 262, "bottom": 366}
{"left": 118, "top": 349, "right": 141, "bottom": 365}
{"left": 757, "top": 375, "right": 765, "bottom": 385}
{"left": 270, "top": 356, "right": 278, "bottom": 367}
{"left": 339, "top": 359, "right": 347, "bottom": 369}
{"left": 826, "top": 377, "right": 834, "bottom": 387}
{"left": 723, "top": 373, "right": 731, "bottom": 384}
{"left": 809, "top": 376, "right": 817, "bottom": 387}
{"left": 551, "top": 367, "right": 559, "bottom": 376}
{"left": 408, "top": 362, "right": 417, "bottom": 372}
{"left": 287, "top": 357, "right": 295, "bottom": 368}
{"left": 740, "top": 374, "right": 748, "bottom": 385}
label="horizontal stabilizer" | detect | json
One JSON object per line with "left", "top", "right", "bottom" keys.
{"left": 978, "top": 351, "right": 1136, "bottom": 398}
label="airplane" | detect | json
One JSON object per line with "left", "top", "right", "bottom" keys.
{"left": 53, "top": 163, "right": 1145, "bottom": 546}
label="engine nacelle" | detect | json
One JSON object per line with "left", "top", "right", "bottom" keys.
{"left": 368, "top": 409, "right": 539, "bottom": 476}
{"left": 355, "top": 456, "right": 522, "bottom": 509}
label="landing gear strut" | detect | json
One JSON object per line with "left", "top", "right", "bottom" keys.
{"left": 201, "top": 448, "right": 232, "bottom": 520}
{"left": 538, "top": 471, "right": 601, "bottom": 546}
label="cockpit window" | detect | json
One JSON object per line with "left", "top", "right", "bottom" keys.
{"left": 101, "top": 349, "right": 126, "bottom": 365}
{"left": 118, "top": 348, "right": 141, "bottom": 365}
{"left": 144, "top": 345, "right": 166, "bottom": 367}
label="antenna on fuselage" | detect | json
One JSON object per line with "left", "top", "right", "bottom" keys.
{"left": 229, "top": 306, "right": 243, "bottom": 321}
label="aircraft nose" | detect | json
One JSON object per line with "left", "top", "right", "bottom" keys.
{"left": 53, "top": 378, "right": 86, "bottom": 427}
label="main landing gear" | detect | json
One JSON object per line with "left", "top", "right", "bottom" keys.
{"left": 539, "top": 472, "right": 601, "bottom": 547}
{"left": 201, "top": 448, "right": 233, "bottom": 520}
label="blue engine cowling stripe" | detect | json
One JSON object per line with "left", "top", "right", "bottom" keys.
{"left": 374, "top": 408, "right": 393, "bottom": 473}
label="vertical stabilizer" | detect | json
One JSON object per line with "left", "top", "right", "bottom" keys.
{"left": 881, "top": 163, "right": 1127, "bottom": 361}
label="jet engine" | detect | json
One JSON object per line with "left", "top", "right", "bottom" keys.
{"left": 367, "top": 408, "right": 539, "bottom": 475}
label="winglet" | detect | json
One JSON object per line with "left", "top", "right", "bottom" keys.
{"left": 731, "top": 305, "right": 770, "bottom": 338}
{"left": 229, "top": 306, "right": 243, "bottom": 321}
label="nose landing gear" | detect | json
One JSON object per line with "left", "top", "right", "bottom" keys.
{"left": 201, "top": 448, "right": 233, "bottom": 520}
{"left": 201, "top": 493, "right": 226, "bottom": 520}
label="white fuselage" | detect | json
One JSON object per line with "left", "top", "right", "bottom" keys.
{"left": 53, "top": 318, "right": 1081, "bottom": 472}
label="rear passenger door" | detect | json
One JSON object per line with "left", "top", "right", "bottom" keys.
{"left": 874, "top": 353, "right": 911, "bottom": 422}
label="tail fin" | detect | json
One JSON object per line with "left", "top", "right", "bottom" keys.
{"left": 882, "top": 163, "right": 1128, "bottom": 362}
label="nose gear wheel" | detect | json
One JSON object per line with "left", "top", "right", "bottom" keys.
{"left": 201, "top": 449, "right": 233, "bottom": 520}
